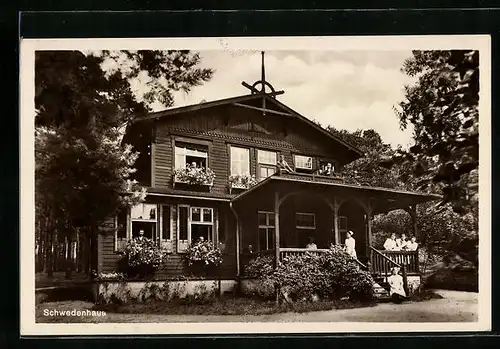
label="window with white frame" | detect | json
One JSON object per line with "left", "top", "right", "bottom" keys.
{"left": 294, "top": 155, "right": 313, "bottom": 172}
{"left": 230, "top": 146, "right": 250, "bottom": 176}
{"left": 257, "top": 149, "right": 277, "bottom": 180}
{"left": 296, "top": 212, "right": 316, "bottom": 247}
{"left": 177, "top": 205, "right": 215, "bottom": 252}
{"left": 131, "top": 203, "right": 158, "bottom": 240}
{"left": 258, "top": 211, "right": 275, "bottom": 251}
{"left": 175, "top": 142, "right": 208, "bottom": 169}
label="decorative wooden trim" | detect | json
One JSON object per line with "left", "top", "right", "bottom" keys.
{"left": 232, "top": 102, "right": 293, "bottom": 116}
{"left": 172, "top": 135, "right": 212, "bottom": 147}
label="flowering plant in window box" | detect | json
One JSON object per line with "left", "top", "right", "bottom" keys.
{"left": 185, "top": 240, "right": 223, "bottom": 268}
{"left": 229, "top": 173, "right": 257, "bottom": 189}
{"left": 121, "top": 236, "right": 167, "bottom": 277}
{"left": 173, "top": 164, "right": 215, "bottom": 186}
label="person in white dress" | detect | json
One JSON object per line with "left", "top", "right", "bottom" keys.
{"left": 383, "top": 233, "right": 397, "bottom": 251}
{"left": 388, "top": 267, "right": 407, "bottom": 303}
{"left": 397, "top": 233, "right": 408, "bottom": 250}
{"left": 406, "top": 236, "right": 419, "bottom": 251}
{"left": 344, "top": 231, "right": 357, "bottom": 258}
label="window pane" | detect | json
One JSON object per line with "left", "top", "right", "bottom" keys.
{"left": 258, "top": 150, "right": 277, "bottom": 165}
{"left": 117, "top": 210, "right": 127, "bottom": 238}
{"left": 162, "top": 206, "right": 170, "bottom": 240}
{"left": 131, "top": 203, "right": 156, "bottom": 220}
{"left": 192, "top": 225, "right": 212, "bottom": 242}
{"left": 296, "top": 213, "right": 315, "bottom": 228}
{"left": 258, "top": 228, "right": 268, "bottom": 250}
{"left": 179, "top": 206, "right": 188, "bottom": 240}
{"left": 203, "top": 208, "right": 213, "bottom": 222}
{"left": 230, "top": 146, "right": 249, "bottom": 175}
{"left": 132, "top": 221, "right": 156, "bottom": 240}
{"left": 258, "top": 212, "right": 267, "bottom": 226}
{"left": 191, "top": 207, "right": 201, "bottom": 222}
{"left": 295, "top": 155, "right": 313, "bottom": 169}
{"left": 267, "top": 228, "right": 275, "bottom": 249}
{"left": 268, "top": 213, "right": 275, "bottom": 226}
{"left": 339, "top": 216, "right": 348, "bottom": 230}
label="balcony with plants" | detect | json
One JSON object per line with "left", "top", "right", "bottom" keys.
{"left": 228, "top": 173, "right": 257, "bottom": 193}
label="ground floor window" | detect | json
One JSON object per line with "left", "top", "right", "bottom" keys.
{"left": 258, "top": 211, "right": 275, "bottom": 251}
{"left": 296, "top": 212, "right": 316, "bottom": 247}
{"left": 131, "top": 203, "right": 157, "bottom": 240}
{"left": 178, "top": 205, "right": 216, "bottom": 252}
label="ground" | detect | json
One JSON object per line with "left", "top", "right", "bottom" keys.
{"left": 36, "top": 290, "right": 477, "bottom": 323}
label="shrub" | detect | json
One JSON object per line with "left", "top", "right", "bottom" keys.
{"left": 246, "top": 246, "right": 374, "bottom": 302}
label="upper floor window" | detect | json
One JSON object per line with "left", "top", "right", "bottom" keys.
{"left": 230, "top": 146, "right": 250, "bottom": 176}
{"left": 294, "top": 155, "right": 313, "bottom": 172}
{"left": 175, "top": 142, "right": 208, "bottom": 169}
{"left": 257, "top": 149, "right": 277, "bottom": 180}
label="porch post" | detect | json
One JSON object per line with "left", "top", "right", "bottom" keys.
{"left": 333, "top": 198, "right": 340, "bottom": 245}
{"left": 365, "top": 201, "right": 373, "bottom": 257}
{"left": 409, "top": 204, "right": 418, "bottom": 238}
{"left": 274, "top": 191, "right": 280, "bottom": 268}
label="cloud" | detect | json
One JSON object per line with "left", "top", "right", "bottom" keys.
{"left": 164, "top": 50, "right": 415, "bottom": 148}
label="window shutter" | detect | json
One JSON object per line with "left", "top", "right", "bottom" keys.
{"left": 160, "top": 205, "right": 173, "bottom": 253}
{"left": 177, "top": 205, "right": 190, "bottom": 253}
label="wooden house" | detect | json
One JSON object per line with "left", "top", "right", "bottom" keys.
{"left": 95, "top": 53, "right": 440, "bottom": 299}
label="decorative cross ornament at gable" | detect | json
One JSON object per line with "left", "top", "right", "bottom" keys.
{"left": 241, "top": 51, "right": 286, "bottom": 116}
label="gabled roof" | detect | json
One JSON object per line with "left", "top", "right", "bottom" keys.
{"left": 132, "top": 93, "right": 364, "bottom": 158}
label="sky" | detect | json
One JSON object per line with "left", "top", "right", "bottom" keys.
{"left": 129, "top": 50, "right": 417, "bottom": 149}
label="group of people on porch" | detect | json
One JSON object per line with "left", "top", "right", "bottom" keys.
{"left": 383, "top": 233, "right": 418, "bottom": 251}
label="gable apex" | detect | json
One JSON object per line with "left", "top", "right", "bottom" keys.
{"left": 132, "top": 93, "right": 364, "bottom": 161}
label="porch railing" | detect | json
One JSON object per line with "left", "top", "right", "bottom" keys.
{"left": 279, "top": 247, "right": 329, "bottom": 260}
{"left": 371, "top": 249, "right": 419, "bottom": 275}
{"left": 370, "top": 246, "right": 409, "bottom": 295}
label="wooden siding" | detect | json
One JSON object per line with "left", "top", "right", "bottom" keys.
{"left": 152, "top": 104, "right": 346, "bottom": 194}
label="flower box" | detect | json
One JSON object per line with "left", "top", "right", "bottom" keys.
{"left": 173, "top": 165, "right": 215, "bottom": 187}
{"left": 228, "top": 174, "right": 257, "bottom": 193}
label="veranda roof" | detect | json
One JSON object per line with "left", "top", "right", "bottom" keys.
{"left": 231, "top": 173, "right": 441, "bottom": 215}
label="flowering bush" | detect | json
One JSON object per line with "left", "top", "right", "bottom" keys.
{"left": 246, "top": 245, "right": 374, "bottom": 301}
{"left": 173, "top": 164, "right": 215, "bottom": 186}
{"left": 229, "top": 174, "right": 257, "bottom": 189}
{"left": 122, "top": 237, "right": 166, "bottom": 277}
{"left": 185, "top": 240, "right": 223, "bottom": 268}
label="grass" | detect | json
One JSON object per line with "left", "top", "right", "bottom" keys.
{"left": 93, "top": 295, "right": 377, "bottom": 316}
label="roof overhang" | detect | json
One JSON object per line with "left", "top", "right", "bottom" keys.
{"left": 231, "top": 173, "right": 441, "bottom": 215}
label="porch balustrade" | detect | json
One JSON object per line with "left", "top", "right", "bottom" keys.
{"left": 370, "top": 249, "right": 419, "bottom": 275}
{"left": 279, "top": 248, "right": 329, "bottom": 260}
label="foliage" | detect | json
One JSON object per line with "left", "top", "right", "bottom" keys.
{"left": 122, "top": 236, "right": 167, "bottom": 271}
{"left": 185, "top": 240, "right": 223, "bottom": 267}
{"left": 392, "top": 50, "right": 479, "bottom": 213}
{"left": 246, "top": 246, "right": 374, "bottom": 302}
{"left": 372, "top": 201, "right": 478, "bottom": 268}
{"left": 35, "top": 50, "right": 212, "bottom": 273}
{"left": 173, "top": 164, "right": 216, "bottom": 185}
{"left": 326, "top": 127, "right": 421, "bottom": 191}
{"left": 229, "top": 173, "right": 257, "bottom": 189}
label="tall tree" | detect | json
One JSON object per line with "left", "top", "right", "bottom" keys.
{"left": 391, "top": 50, "right": 479, "bottom": 214}
{"left": 35, "top": 50, "right": 213, "bottom": 275}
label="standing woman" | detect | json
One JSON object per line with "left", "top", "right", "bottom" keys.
{"left": 345, "top": 231, "right": 357, "bottom": 259}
